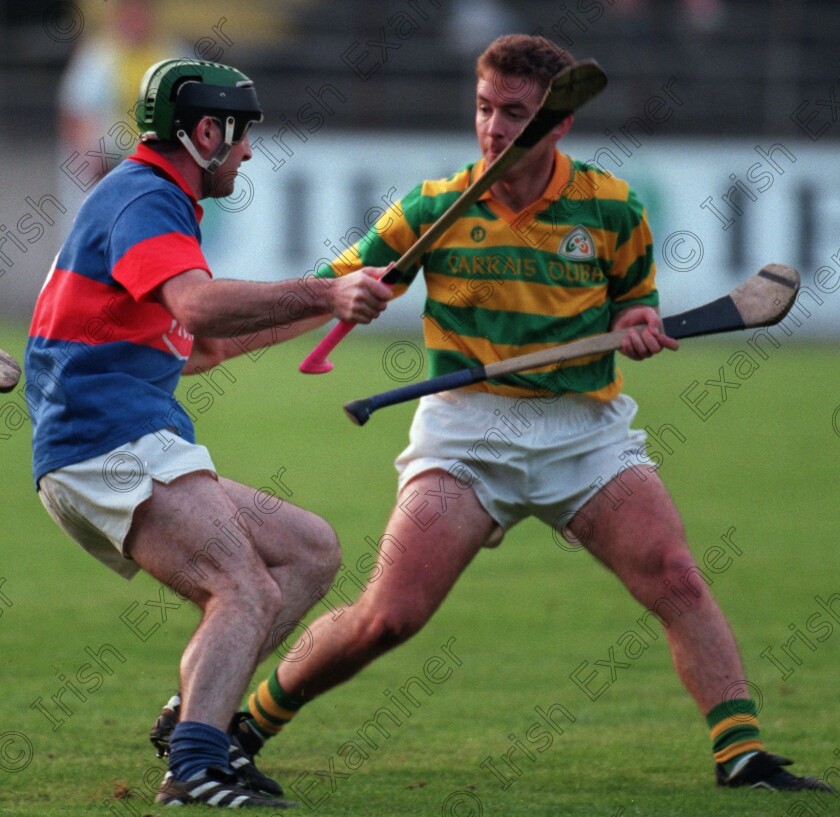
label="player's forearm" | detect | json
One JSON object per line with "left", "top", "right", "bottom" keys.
{"left": 158, "top": 267, "right": 390, "bottom": 340}
{"left": 183, "top": 314, "right": 332, "bottom": 372}
{"left": 181, "top": 277, "right": 334, "bottom": 337}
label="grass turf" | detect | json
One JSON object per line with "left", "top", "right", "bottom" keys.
{"left": 0, "top": 323, "right": 837, "bottom": 815}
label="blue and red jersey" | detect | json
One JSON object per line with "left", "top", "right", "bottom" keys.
{"left": 25, "top": 143, "right": 211, "bottom": 486}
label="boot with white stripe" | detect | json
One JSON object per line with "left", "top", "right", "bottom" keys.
{"left": 155, "top": 765, "right": 296, "bottom": 808}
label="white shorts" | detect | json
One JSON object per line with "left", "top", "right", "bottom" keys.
{"left": 38, "top": 433, "right": 217, "bottom": 579}
{"left": 395, "top": 390, "right": 648, "bottom": 539}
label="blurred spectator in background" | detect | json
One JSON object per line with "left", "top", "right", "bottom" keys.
{"left": 445, "top": 0, "right": 524, "bottom": 59}
{"left": 57, "top": 0, "right": 187, "bottom": 215}
{"left": 680, "top": 0, "right": 726, "bottom": 31}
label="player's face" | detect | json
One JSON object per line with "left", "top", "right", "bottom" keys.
{"left": 210, "top": 134, "right": 253, "bottom": 199}
{"left": 475, "top": 71, "right": 548, "bottom": 164}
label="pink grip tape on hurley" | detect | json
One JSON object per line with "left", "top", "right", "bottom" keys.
{"left": 298, "top": 320, "right": 356, "bottom": 374}
{"left": 298, "top": 265, "right": 398, "bottom": 374}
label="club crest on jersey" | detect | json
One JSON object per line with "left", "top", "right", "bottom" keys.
{"left": 559, "top": 226, "right": 595, "bottom": 261}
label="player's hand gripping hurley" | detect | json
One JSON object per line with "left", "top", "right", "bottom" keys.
{"left": 343, "top": 264, "right": 800, "bottom": 425}
{"left": 298, "top": 58, "right": 608, "bottom": 374}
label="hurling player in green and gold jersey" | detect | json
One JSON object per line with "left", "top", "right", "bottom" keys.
{"left": 153, "top": 34, "right": 830, "bottom": 795}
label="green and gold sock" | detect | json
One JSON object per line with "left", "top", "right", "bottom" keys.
{"left": 707, "top": 698, "right": 764, "bottom": 774}
{"left": 246, "top": 672, "right": 305, "bottom": 740}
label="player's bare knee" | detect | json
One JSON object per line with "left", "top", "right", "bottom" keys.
{"left": 247, "top": 579, "right": 285, "bottom": 622}
{"left": 300, "top": 518, "right": 342, "bottom": 595}
{"left": 364, "top": 603, "right": 429, "bottom": 650}
{"left": 219, "top": 569, "right": 284, "bottom": 621}
{"left": 635, "top": 546, "right": 705, "bottom": 601}
{"left": 316, "top": 519, "right": 342, "bottom": 578}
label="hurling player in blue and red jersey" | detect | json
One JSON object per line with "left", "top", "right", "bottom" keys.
{"left": 24, "top": 58, "right": 390, "bottom": 809}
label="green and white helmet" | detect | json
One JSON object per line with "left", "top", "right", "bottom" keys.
{"left": 136, "top": 58, "right": 264, "bottom": 172}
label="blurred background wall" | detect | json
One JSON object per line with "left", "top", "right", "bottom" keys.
{"left": 1, "top": 0, "right": 838, "bottom": 333}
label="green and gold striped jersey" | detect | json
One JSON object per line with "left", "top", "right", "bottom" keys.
{"left": 317, "top": 150, "right": 658, "bottom": 400}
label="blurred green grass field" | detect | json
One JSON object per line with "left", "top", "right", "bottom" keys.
{"left": 0, "top": 323, "right": 838, "bottom": 816}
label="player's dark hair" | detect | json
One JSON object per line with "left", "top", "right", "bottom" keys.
{"left": 476, "top": 34, "right": 575, "bottom": 89}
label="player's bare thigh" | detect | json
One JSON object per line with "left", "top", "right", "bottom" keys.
{"left": 125, "top": 472, "right": 280, "bottom": 608}
{"left": 216, "top": 477, "right": 339, "bottom": 570}
{"left": 353, "top": 469, "right": 497, "bottom": 621}
{"left": 566, "top": 465, "right": 691, "bottom": 601}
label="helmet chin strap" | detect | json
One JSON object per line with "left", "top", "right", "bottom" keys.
{"left": 176, "top": 115, "right": 236, "bottom": 174}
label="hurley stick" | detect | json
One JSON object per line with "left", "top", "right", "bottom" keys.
{"left": 343, "top": 264, "right": 799, "bottom": 425}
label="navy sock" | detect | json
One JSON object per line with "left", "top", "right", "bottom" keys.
{"left": 168, "top": 720, "right": 231, "bottom": 781}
